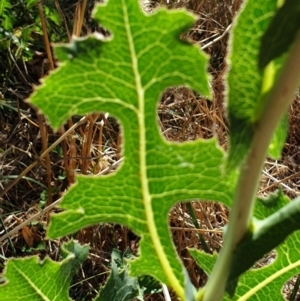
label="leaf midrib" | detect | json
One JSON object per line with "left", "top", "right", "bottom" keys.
{"left": 121, "top": 1, "right": 184, "bottom": 298}
{"left": 238, "top": 258, "right": 300, "bottom": 301}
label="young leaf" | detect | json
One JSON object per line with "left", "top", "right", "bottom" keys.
{"left": 0, "top": 0, "right": 11, "bottom": 15}
{"left": 29, "top": 0, "right": 235, "bottom": 298}
{"left": 96, "top": 249, "right": 141, "bottom": 301}
{"left": 0, "top": 240, "right": 89, "bottom": 301}
{"left": 122, "top": 248, "right": 162, "bottom": 295}
{"left": 0, "top": 0, "right": 12, "bottom": 30}
{"left": 188, "top": 249, "right": 217, "bottom": 281}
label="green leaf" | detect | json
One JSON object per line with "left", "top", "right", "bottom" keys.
{"left": 45, "top": 7, "right": 62, "bottom": 26}
{"left": 25, "top": 0, "right": 36, "bottom": 8}
{"left": 268, "top": 113, "right": 288, "bottom": 159}
{"left": 226, "top": 193, "right": 300, "bottom": 295}
{"left": 2, "top": 14, "right": 13, "bottom": 31}
{"left": 0, "top": 0, "right": 11, "bottom": 15}
{"left": 96, "top": 249, "right": 141, "bottom": 301}
{"left": 188, "top": 249, "right": 217, "bottom": 278}
{"left": 29, "top": 0, "right": 235, "bottom": 298}
{"left": 184, "top": 268, "right": 197, "bottom": 301}
{"left": 190, "top": 192, "right": 300, "bottom": 300}
{"left": 227, "top": 232, "right": 300, "bottom": 301}
{"left": 259, "top": 0, "right": 300, "bottom": 69}
{"left": 0, "top": 0, "right": 13, "bottom": 31}
{"left": 254, "top": 189, "right": 291, "bottom": 218}
{"left": 138, "top": 275, "right": 162, "bottom": 295}
{"left": 0, "top": 240, "right": 89, "bottom": 301}
{"left": 191, "top": 232, "right": 300, "bottom": 300}
{"left": 114, "top": 248, "right": 162, "bottom": 296}
{"left": 225, "top": 0, "right": 292, "bottom": 169}
{"left": 30, "top": 0, "right": 211, "bottom": 129}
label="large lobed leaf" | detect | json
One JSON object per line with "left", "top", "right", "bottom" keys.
{"left": 96, "top": 249, "right": 141, "bottom": 301}
{"left": 29, "top": 0, "right": 235, "bottom": 298}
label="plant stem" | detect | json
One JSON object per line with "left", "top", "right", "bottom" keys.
{"left": 0, "top": 117, "right": 87, "bottom": 199}
{"left": 201, "top": 34, "right": 300, "bottom": 301}
{"left": 186, "top": 202, "right": 210, "bottom": 253}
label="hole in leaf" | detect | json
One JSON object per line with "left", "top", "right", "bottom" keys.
{"left": 70, "top": 224, "right": 141, "bottom": 301}
{"left": 158, "top": 86, "right": 225, "bottom": 144}
{"left": 63, "top": 113, "right": 123, "bottom": 178}
{"left": 283, "top": 274, "right": 300, "bottom": 301}
{"left": 169, "top": 200, "right": 228, "bottom": 288}
{"left": 252, "top": 249, "right": 277, "bottom": 269}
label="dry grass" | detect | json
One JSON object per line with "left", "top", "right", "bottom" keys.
{"left": 0, "top": 0, "right": 300, "bottom": 300}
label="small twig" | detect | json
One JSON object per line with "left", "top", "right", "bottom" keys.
{"left": 162, "top": 284, "right": 172, "bottom": 301}
{"left": 81, "top": 114, "right": 99, "bottom": 174}
{"left": 171, "top": 227, "right": 223, "bottom": 233}
{"left": 58, "top": 126, "right": 74, "bottom": 185}
{"left": 69, "top": 271, "right": 110, "bottom": 288}
{"left": 261, "top": 169, "right": 296, "bottom": 193}
{"left": 0, "top": 154, "right": 122, "bottom": 244}
{"left": 260, "top": 170, "right": 300, "bottom": 194}
{"left": 37, "top": 0, "right": 56, "bottom": 223}
{"left": 96, "top": 157, "right": 123, "bottom": 175}
{"left": 72, "top": 0, "right": 88, "bottom": 37}
{"left": 0, "top": 116, "right": 87, "bottom": 198}
{"left": 54, "top": 0, "right": 71, "bottom": 41}
{"left": 37, "top": 0, "right": 54, "bottom": 70}
{"left": 0, "top": 198, "right": 62, "bottom": 244}
{"left": 7, "top": 48, "right": 27, "bottom": 83}
{"left": 37, "top": 114, "right": 53, "bottom": 224}
{"left": 201, "top": 24, "right": 232, "bottom": 50}
{"left": 0, "top": 215, "right": 16, "bottom": 255}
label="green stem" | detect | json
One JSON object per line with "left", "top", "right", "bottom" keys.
{"left": 186, "top": 202, "right": 210, "bottom": 253}
{"left": 200, "top": 34, "right": 300, "bottom": 301}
